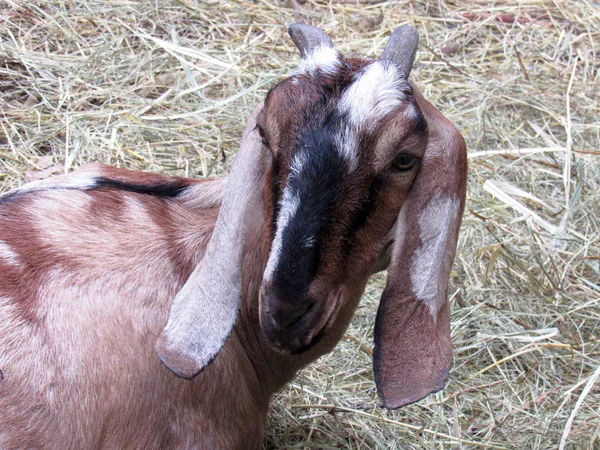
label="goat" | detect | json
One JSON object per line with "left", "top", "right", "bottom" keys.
{"left": 0, "top": 24, "right": 467, "bottom": 449}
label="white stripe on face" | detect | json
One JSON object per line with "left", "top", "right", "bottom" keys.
{"left": 295, "top": 45, "right": 340, "bottom": 76}
{"left": 335, "top": 62, "right": 408, "bottom": 170}
{"left": 409, "top": 193, "right": 460, "bottom": 315}
{"left": 263, "top": 151, "right": 307, "bottom": 280}
{"left": 334, "top": 125, "right": 358, "bottom": 171}
{"left": 338, "top": 61, "right": 407, "bottom": 132}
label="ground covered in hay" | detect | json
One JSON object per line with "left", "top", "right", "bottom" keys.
{"left": 1, "top": 1, "right": 598, "bottom": 449}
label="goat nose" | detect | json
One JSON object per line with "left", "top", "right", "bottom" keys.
{"left": 263, "top": 284, "right": 311, "bottom": 329}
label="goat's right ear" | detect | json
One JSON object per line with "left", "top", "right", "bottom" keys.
{"left": 373, "top": 87, "right": 467, "bottom": 408}
{"left": 155, "top": 104, "right": 266, "bottom": 378}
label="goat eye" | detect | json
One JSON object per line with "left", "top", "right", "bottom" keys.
{"left": 392, "top": 153, "right": 417, "bottom": 171}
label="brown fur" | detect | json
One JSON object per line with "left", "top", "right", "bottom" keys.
{"left": 0, "top": 164, "right": 374, "bottom": 449}
{"left": 0, "top": 170, "right": 263, "bottom": 450}
{"left": 0, "top": 57, "right": 466, "bottom": 448}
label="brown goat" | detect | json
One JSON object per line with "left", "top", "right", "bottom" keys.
{"left": 0, "top": 24, "right": 467, "bottom": 449}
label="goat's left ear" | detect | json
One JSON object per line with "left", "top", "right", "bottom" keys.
{"left": 155, "top": 103, "right": 266, "bottom": 379}
{"left": 373, "top": 87, "right": 467, "bottom": 408}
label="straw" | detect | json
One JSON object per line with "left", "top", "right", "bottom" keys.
{"left": 1, "top": 1, "right": 598, "bottom": 448}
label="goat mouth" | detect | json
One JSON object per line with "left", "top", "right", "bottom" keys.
{"left": 259, "top": 288, "right": 344, "bottom": 355}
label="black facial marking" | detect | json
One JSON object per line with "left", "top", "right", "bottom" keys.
{"left": 274, "top": 124, "right": 346, "bottom": 298}
{"left": 94, "top": 178, "right": 187, "bottom": 198}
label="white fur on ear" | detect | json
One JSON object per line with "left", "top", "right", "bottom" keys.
{"left": 155, "top": 104, "right": 266, "bottom": 378}
{"left": 410, "top": 193, "right": 461, "bottom": 315}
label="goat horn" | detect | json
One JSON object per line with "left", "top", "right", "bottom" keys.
{"left": 288, "top": 23, "right": 334, "bottom": 57}
{"left": 381, "top": 25, "right": 419, "bottom": 78}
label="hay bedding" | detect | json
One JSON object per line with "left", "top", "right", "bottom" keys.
{"left": 0, "top": 0, "right": 598, "bottom": 448}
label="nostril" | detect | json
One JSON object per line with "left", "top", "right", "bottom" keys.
{"left": 284, "top": 302, "right": 313, "bottom": 328}
{"left": 271, "top": 301, "right": 312, "bottom": 329}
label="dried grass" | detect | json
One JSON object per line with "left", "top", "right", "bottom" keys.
{"left": 1, "top": 0, "right": 599, "bottom": 448}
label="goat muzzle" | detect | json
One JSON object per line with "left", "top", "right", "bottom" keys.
{"left": 258, "top": 281, "right": 344, "bottom": 354}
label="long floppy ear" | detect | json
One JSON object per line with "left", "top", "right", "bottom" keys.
{"left": 373, "top": 85, "right": 467, "bottom": 408}
{"left": 155, "top": 104, "right": 266, "bottom": 378}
